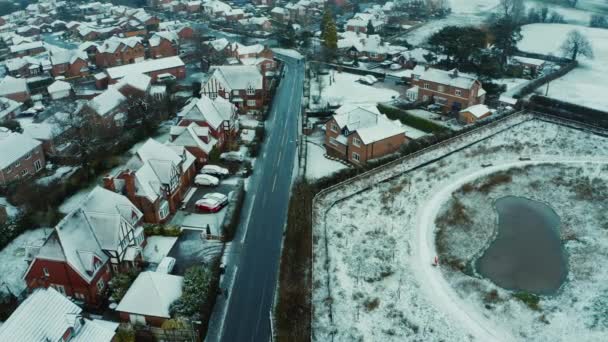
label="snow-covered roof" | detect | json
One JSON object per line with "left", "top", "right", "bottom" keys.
{"left": 116, "top": 271, "right": 183, "bottom": 318}
{"left": 204, "top": 0, "right": 232, "bottom": 13}
{"left": 512, "top": 56, "right": 545, "bottom": 66}
{"left": 149, "top": 30, "right": 178, "bottom": 47}
{"left": 461, "top": 104, "right": 490, "bottom": 118}
{"left": 178, "top": 95, "right": 236, "bottom": 130}
{"left": 206, "top": 65, "right": 263, "bottom": 92}
{"left": 0, "top": 288, "right": 115, "bottom": 342}
{"left": 89, "top": 87, "right": 126, "bottom": 116}
{"left": 49, "top": 47, "right": 88, "bottom": 66}
{"left": 99, "top": 36, "right": 142, "bottom": 54}
{"left": 271, "top": 7, "right": 287, "bottom": 15}
{"left": 9, "top": 41, "right": 44, "bottom": 54}
{"left": 0, "top": 76, "right": 29, "bottom": 96}
{"left": 356, "top": 118, "right": 406, "bottom": 144}
{"left": 106, "top": 56, "right": 184, "bottom": 80}
{"left": 48, "top": 80, "right": 72, "bottom": 93}
{"left": 419, "top": 68, "right": 478, "bottom": 90}
{"left": 0, "top": 130, "right": 41, "bottom": 169}
{"left": 168, "top": 122, "right": 217, "bottom": 154}
{"left": 115, "top": 73, "right": 151, "bottom": 93}
{"left": 332, "top": 104, "right": 406, "bottom": 144}
{"left": 208, "top": 38, "right": 229, "bottom": 51}
{"left": 0, "top": 97, "right": 21, "bottom": 120}
{"left": 233, "top": 42, "right": 264, "bottom": 56}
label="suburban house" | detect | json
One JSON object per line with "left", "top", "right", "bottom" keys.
{"left": 346, "top": 12, "right": 385, "bottom": 33}
{"left": 338, "top": 31, "right": 405, "bottom": 62}
{"left": 407, "top": 67, "right": 486, "bottom": 114}
{"left": 48, "top": 80, "right": 73, "bottom": 100}
{"left": 9, "top": 41, "right": 46, "bottom": 57}
{"left": 0, "top": 288, "right": 117, "bottom": 341}
{"left": 103, "top": 138, "right": 197, "bottom": 223}
{"left": 4, "top": 55, "right": 50, "bottom": 77}
{"left": 95, "top": 36, "right": 145, "bottom": 68}
{"left": 200, "top": 65, "right": 266, "bottom": 113}
{"left": 511, "top": 56, "right": 546, "bottom": 78}
{"left": 270, "top": 7, "right": 290, "bottom": 22}
{"left": 21, "top": 114, "right": 69, "bottom": 155}
{"left": 116, "top": 271, "right": 183, "bottom": 326}
{"left": 149, "top": 31, "right": 179, "bottom": 58}
{"left": 85, "top": 87, "right": 128, "bottom": 127}
{"left": 158, "top": 20, "right": 194, "bottom": 39}
{"left": 97, "top": 56, "right": 186, "bottom": 87}
{"left": 459, "top": 104, "right": 492, "bottom": 124}
{"left": 24, "top": 186, "right": 146, "bottom": 306}
{"left": 0, "top": 76, "right": 31, "bottom": 102}
{"left": 170, "top": 95, "right": 239, "bottom": 163}
{"left": 0, "top": 129, "right": 45, "bottom": 185}
{"left": 49, "top": 48, "right": 89, "bottom": 78}
{"left": 324, "top": 104, "right": 421, "bottom": 164}
{"left": 0, "top": 96, "right": 22, "bottom": 121}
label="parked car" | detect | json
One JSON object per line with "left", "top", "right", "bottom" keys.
{"left": 156, "top": 257, "right": 176, "bottom": 274}
{"left": 390, "top": 63, "right": 402, "bottom": 70}
{"left": 200, "top": 165, "right": 229, "bottom": 177}
{"left": 195, "top": 193, "right": 229, "bottom": 212}
{"left": 220, "top": 151, "right": 245, "bottom": 162}
{"left": 195, "top": 174, "right": 219, "bottom": 186}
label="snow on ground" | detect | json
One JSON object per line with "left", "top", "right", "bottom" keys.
{"left": 36, "top": 166, "right": 76, "bottom": 186}
{"left": 309, "top": 71, "right": 399, "bottom": 110}
{"left": 143, "top": 236, "right": 178, "bottom": 264}
{"left": 305, "top": 141, "right": 348, "bottom": 181}
{"left": 450, "top": 0, "right": 499, "bottom": 14}
{"left": 0, "top": 228, "right": 50, "bottom": 296}
{"left": 0, "top": 197, "right": 19, "bottom": 218}
{"left": 313, "top": 114, "right": 608, "bottom": 341}
{"left": 518, "top": 23, "right": 608, "bottom": 111}
{"left": 272, "top": 48, "right": 303, "bottom": 59}
{"left": 494, "top": 78, "right": 528, "bottom": 91}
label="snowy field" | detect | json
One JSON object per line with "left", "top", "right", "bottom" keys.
{"left": 518, "top": 23, "right": 608, "bottom": 111}
{"left": 305, "top": 141, "right": 348, "bottom": 181}
{"left": 312, "top": 114, "right": 608, "bottom": 341}
{"left": 309, "top": 71, "right": 399, "bottom": 110}
{"left": 0, "top": 228, "right": 50, "bottom": 296}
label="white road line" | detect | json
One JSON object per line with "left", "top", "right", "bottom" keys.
{"left": 252, "top": 273, "right": 270, "bottom": 341}
{"left": 240, "top": 194, "right": 256, "bottom": 244}
{"left": 271, "top": 174, "right": 278, "bottom": 192}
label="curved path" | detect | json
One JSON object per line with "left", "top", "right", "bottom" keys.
{"left": 413, "top": 156, "right": 608, "bottom": 342}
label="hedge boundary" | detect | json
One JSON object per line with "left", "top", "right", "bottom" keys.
{"left": 377, "top": 103, "right": 449, "bottom": 133}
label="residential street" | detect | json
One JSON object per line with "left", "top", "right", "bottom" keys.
{"left": 208, "top": 53, "right": 304, "bottom": 342}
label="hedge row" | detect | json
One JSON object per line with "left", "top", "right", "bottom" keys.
{"left": 377, "top": 103, "right": 449, "bottom": 133}
{"left": 513, "top": 61, "right": 577, "bottom": 99}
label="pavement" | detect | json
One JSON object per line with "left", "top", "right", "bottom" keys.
{"left": 205, "top": 53, "right": 304, "bottom": 342}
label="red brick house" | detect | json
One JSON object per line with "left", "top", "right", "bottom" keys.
{"left": 116, "top": 271, "right": 182, "bottom": 326}
{"left": 0, "top": 129, "right": 45, "bottom": 185}
{"left": 459, "top": 104, "right": 492, "bottom": 124}
{"left": 201, "top": 65, "right": 266, "bottom": 113}
{"left": 23, "top": 186, "right": 146, "bottom": 307}
{"left": 100, "top": 56, "right": 186, "bottom": 87}
{"left": 408, "top": 67, "right": 486, "bottom": 114}
{"left": 103, "top": 138, "right": 197, "bottom": 223}
{"left": 158, "top": 21, "right": 194, "bottom": 40}
{"left": 0, "top": 97, "right": 22, "bottom": 121}
{"left": 324, "top": 105, "right": 413, "bottom": 164}
{"left": 9, "top": 41, "right": 46, "bottom": 58}
{"left": 86, "top": 87, "right": 128, "bottom": 127}
{"left": 149, "top": 31, "right": 179, "bottom": 59}
{"left": 170, "top": 95, "right": 239, "bottom": 163}
{"left": 186, "top": 0, "right": 202, "bottom": 12}
{"left": 4, "top": 56, "right": 45, "bottom": 77}
{"left": 95, "top": 36, "right": 145, "bottom": 68}
{"left": 0, "top": 76, "right": 30, "bottom": 103}
{"left": 49, "top": 48, "right": 89, "bottom": 78}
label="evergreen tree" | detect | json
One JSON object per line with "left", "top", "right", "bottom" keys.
{"left": 366, "top": 20, "right": 375, "bottom": 35}
{"left": 489, "top": 17, "right": 522, "bottom": 71}
{"left": 321, "top": 7, "right": 338, "bottom": 50}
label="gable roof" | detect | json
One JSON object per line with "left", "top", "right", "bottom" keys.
{"left": 105, "top": 56, "right": 184, "bottom": 81}
{"left": 0, "top": 288, "right": 115, "bottom": 342}
{"left": 116, "top": 271, "right": 183, "bottom": 318}
{"left": 419, "top": 68, "right": 478, "bottom": 90}
{"left": 168, "top": 122, "right": 217, "bottom": 154}
{"left": 89, "top": 87, "right": 126, "bottom": 116}
{"left": 178, "top": 95, "right": 236, "bottom": 130}
{"left": 149, "top": 30, "right": 178, "bottom": 47}
{"left": 332, "top": 104, "right": 406, "bottom": 144}
{"left": 0, "top": 76, "right": 29, "bottom": 96}
{"left": 0, "top": 130, "right": 41, "bottom": 169}
{"left": 206, "top": 65, "right": 263, "bottom": 92}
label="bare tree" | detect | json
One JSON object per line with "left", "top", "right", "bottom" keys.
{"left": 560, "top": 29, "right": 594, "bottom": 61}
{"left": 497, "top": 0, "right": 526, "bottom": 22}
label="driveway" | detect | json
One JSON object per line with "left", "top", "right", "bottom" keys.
{"left": 168, "top": 229, "right": 223, "bottom": 275}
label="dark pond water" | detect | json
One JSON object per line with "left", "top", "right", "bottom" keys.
{"left": 476, "top": 196, "right": 567, "bottom": 295}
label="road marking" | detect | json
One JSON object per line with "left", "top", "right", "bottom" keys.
{"left": 240, "top": 194, "right": 256, "bottom": 244}
{"left": 262, "top": 192, "right": 267, "bottom": 207}
{"left": 272, "top": 174, "right": 278, "bottom": 192}
{"left": 252, "top": 273, "right": 270, "bottom": 341}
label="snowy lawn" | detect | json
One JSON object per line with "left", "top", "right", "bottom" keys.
{"left": 143, "top": 236, "right": 178, "bottom": 264}
{"left": 518, "top": 23, "right": 608, "bottom": 111}
{"left": 309, "top": 71, "right": 399, "bottom": 110}
{"left": 0, "top": 197, "right": 19, "bottom": 218}
{"left": 0, "top": 228, "right": 50, "bottom": 296}
{"left": 36, "top": 166, "right": 77, "bottom": 186}
{"left": 313, "top": 114, "right": 608, "bottom": 341}
{"left": 305, "top": 141, "right": 348, "bottom": 181}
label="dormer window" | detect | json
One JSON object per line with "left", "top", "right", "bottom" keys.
{"left": 246, "top": 86, "right": 255, "bottom": 96}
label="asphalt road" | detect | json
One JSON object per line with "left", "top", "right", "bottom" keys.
{"left": 220, "top": 55, "right": 304, "bottom": 342}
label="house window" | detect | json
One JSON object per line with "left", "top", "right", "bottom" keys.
{"left": 20, "top": 169, "right": 28, "bottom": 176}
{"left": 96, "top": 278, "right": 105, "bottom": 291}
{"left": 75, "top": 293, "right": 85, "bottom": 300}
{"left": 232, "top": 90, "right": 239, "bottom": 96}
{"left": 5, "top": 166, "right": 11, "bottom": 173}
{"left": 51, "top": 284, "right": 66, "bottom": 295}
{"left": 14, "top": 161, "right": 20, "bottom": 168}
{"left": 352, "top": 137, "right": 361, "bottom": 147}
{"left": 159, "top": 201, "right": 169, "bottom": 219}
{"left": 329, "top": 137, "right": 338, "bottom": 146}
{"left": 352, "top": 152, "right": 361, "bottom": 162}
{"left": 34, "top": 160, "right": 42, "bottom": 172}
{"left": 246, "top": 87, "right": 255, "bottom": 96}
{"left": 424, "top": 83, "right": 431, "bottom": 89}
{"left": 25, "top": 152, "right": 31, "bottom": 159}
{"left": 435, "top": 97, "right": 447, "bottom": 105}
{"left": 455, "top": 89, "right": 462, "bottom": 96}
{"left": 246, "top": 100, "right": 257, "bottom": 107}
{"left": 112, "top": 264, "right": 119, "bottom": 273}
{"left": 438, "top": 85, "right": 445, "bottom": 92}
{"left": 331, "top": 124, "right": 338, "bottom": 132}
{"left": 43, "top": 267, "right": 50, "bottom": 277}
{"left": 414, "top": 75, "right": 420, "bottom": 80}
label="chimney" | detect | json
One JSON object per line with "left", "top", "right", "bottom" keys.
{"left": 102, "top": 175, "right": 115, "bottom": 191}
{"left": 424, "top": 65, "right": 430, "bottom": 71}
{"left": 120, "top": 170, "right": 137, "bottom": 198}
{"left": 451, "top": 69, "right": 459, "bottom": 78}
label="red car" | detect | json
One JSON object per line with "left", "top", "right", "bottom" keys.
{"left": 195, "top": 193, "right": 229, "bottom": 212}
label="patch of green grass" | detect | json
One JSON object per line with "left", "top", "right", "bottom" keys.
{"left": 513, "top": 292, "right": 541, "bottom": 311}
{"left": 377, "top": 104, "right": 449, "bottom": 133}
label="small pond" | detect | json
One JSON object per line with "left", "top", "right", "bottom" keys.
{"left": 476, "top": 196, "right": 568, "bottom": 295}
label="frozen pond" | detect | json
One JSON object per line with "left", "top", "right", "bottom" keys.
{"left": 476, "top": 196, "right": 567, "bottom": 295}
